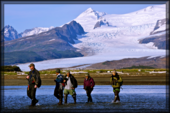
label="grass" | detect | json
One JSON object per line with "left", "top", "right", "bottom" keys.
{"left": 122, "top": 65, "right": 155, "bottom": 69}
{"left": 2, "top": 68, "right": 168, "bottom": 76}
{"left": 4, "top": 72, "right": 18, "bottom": 75}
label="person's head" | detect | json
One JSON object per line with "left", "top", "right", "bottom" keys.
{"left": 56, "top": 69, "right": 60, "bottom": 75}
{"left": 85, "top": 73, "right": 89, "bottom": 79}
{"left": 112, "top": 69, "right": 117, "bottom": 76}
{"left": 66, "top": 70, "right": 70, "bottom": 76}
{"left": 29, "top": 63, "right": 35, "bottom": 71}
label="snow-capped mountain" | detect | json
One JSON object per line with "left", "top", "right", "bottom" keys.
{"left": 150, "top": 18, "right": 168, "bottom": 35}
{"left": 3, "top": 25, "right": 54, "bottom": 41}
{"left": 18, "top": 26, "right": 54, "bottom": 38}
{"left": 73, "top": 4, "right": 167, "bottom": 55}
{"left": 3, "top": 25, "right": 19, "bottom": 41}
{"left": 74, "top": 5, "right": 166, "bottom": 32}
{"left": 74, "top": 8, "right": 107, "bottom": 32}
{"left": 16, "top": 4, "right": 168, "bottom": 71}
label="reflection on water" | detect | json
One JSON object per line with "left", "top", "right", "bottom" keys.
{"left": 2, "top": 85, "right": 168, "bottom": 111}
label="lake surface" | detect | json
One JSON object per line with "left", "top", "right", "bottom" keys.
{"left": 2, "top": 85, "right": 169, "bottom": 112}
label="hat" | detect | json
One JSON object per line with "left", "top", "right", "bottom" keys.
{"left": 85, "top": 73, "right": 89, "bottom": 76}
{"left": 56, "top": 69, "right": 60, "bottom": 73}
{"left": 29, "top": 63, "right": 35, "bottom": 67}
{"left": 112, "top": 69, "right": 116, "bottom": 73}
{"left": 66, "top": 70, "right": 70, "bottom": 73}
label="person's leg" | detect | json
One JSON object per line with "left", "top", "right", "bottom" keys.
{"left": 58, "top": 89, "right": 63, "bottom": 105}
{"left": 64, "top": 94, "right": 68, "bottom": 104}
{"left": 27, "top": 86, "right": 33, "bottom": 106}
{"left": 64, "top": 89, "right": 69, "bottom": 104}
{"left": 89, "top": 88, "right": 93, "bottom": 102}
{"left": 113, "top": 90, "right": 118, "bottom": 103}
{"left": 54, "top": 87, "right": 59, "bottom": 99}
{"left": 70, "top": 89, "right": 76, "bottom": 104}
{"left": 27, "top": 86, "right": 32, "bottom": 99}
{"left": 30, "top": 84, "right": 38, "bottom": 106}
{"left": 117, "top": 91, "right": 120, "bottom": 101}
{"left": 86, "top": 89, "right": 90, "bottom": 102}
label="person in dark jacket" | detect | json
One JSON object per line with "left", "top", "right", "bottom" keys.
{"left": 63, "top": 70, "right": 77, "bottom": 104}
{"left": 84, "top": 73, "right": 95, "bottom": 103}
{"left": 110, "top": 69, "right": 123, "bottom": 103}
{"left": 26, "top": 63, "right": 40, "bottom": 106}
{"left": 54, "top": 69, "right": 64, "bottom": 105}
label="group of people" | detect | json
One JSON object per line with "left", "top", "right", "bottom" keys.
{"left": 26, "top": 63, "right": 123, "bottom": 106}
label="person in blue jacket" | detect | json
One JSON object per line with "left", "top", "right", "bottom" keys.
{"left": 54, "top": 69, "right": 64, "bottom": 105}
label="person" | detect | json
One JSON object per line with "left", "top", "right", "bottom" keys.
{"left": 84, "top": 73, "right": 95, "bottom": 103}
{"left": 26, "top": 63, "right": 40, "bottom": 106}
{"left": 63, "top": 70, "right": 77, "bottom": 104}
{"left": 54, "top": 69, "right": 64, "bottom": 105}
{"left": 110, "top": 69, "right": 123, "bottom": 103}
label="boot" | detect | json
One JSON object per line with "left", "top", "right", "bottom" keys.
{"left": 31, "top": 99, "right": 38, "bottom": 106}
{"left": 29, "top": 100, "right": 34, "bottom": 106}
{"left": 113, "top": 96, "right": 117, "bottom": 103}
{"left": 89, "top": 96, "right": 93, "bottom": 102}
{"left": 34, "top": 99, "right": 38, "bottom": 106}
{"left": 72, "top": 95, "right": 76, "bottom": 104}
{"left": 58, "top": 98, "right": 63, "bottom": 105}
{"left": 64, "top": 94, "right": 68, "bottom": 104}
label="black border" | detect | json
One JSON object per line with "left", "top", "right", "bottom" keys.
{"left": 1, "top": 0, "right": 170, "bottom": 113}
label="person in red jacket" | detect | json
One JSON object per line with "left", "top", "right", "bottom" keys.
{"left": 84, "top": 73, "right": 95, "bottom": 103}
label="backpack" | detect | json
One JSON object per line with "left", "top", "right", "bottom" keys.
{"left": 120, "top": 80, "right": 123, "bottom": 86}
{"left": 36, "top": 71, "right": 41, "bottom": 88}
{"left": 72, "top": 76, "right": 78, "bottom": 88}
{"left": 37, "top": 76, "right": 41, "bottom": 88}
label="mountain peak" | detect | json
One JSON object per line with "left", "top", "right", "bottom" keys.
{"left": 84, "top": 7, "right": 95, "bottom": 13}
{"left": 5, "top": 25, "right": 14, "bottom": 29}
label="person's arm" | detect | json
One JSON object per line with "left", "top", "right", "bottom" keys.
{"left": 110, "top": 77, "right": 112, "bottom": 83}
{"left": 84, "top": 79, "right": 85, "bottom": 89}
{"left": 35, "top": 71, "right": 40, "bottom": 86}
{"left": 90, "top": 78, "right": 95, "bottom": 87}
{"left": 26, "top": 72, "right": 30, "bottom": 80}
{"left": 117, "top": 76, "right": 122, "bottom": 82}
{"left": 56, "top": 76, "right": 63, "bottom": 83}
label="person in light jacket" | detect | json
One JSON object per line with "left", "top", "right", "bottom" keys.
{"left": 63, "top": 70, "right": 77, "bottom": 104}
{"left": 84, "top": 73, "right": 95, "bottom": 103}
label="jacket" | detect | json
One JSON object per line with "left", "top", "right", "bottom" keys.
{"left": 64, "top": 74, "right": 77, "bottom": 88}
{"left": 54, "top": 73, "right": 64, "bottom": 90}
{"left": 110, "top": 73, "right": 122, "bottom": 88}
{"left": 84, "top": 76, "right": 95, "bottom": 89}
{"left": 28, "top": 68, "right": 40, "bottom": 86}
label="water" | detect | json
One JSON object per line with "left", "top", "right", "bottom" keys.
{"left": 2, "top": 85, "right": 169, "bottom": 112}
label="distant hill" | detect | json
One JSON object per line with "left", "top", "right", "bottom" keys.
{"left": 85, "top": 56, "right": 168, "bottom": 69}
{"left": 4, "top": 21, "right": 85, "bottom": 65}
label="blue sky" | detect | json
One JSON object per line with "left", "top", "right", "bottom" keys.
{"left": 4, "top": 3, "right": 166, "bottom": 33}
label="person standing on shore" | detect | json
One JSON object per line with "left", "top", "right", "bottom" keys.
{"left": 84, "top": 73, "right": 95, "bottom": 103}
{"left": 63, "top": 70, "right": 77, "bottom": 104}
{"left": 54, "top": 69, "right": 64, "bottom": 105}
{"left": 26, "top": 63, "right": 40, "bottom": 106}
{"left": 110, "top": 69, "right": 123, "bottom": 103}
